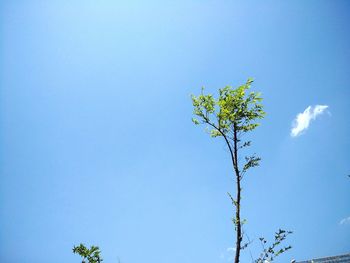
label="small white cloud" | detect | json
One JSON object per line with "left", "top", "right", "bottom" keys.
{"left": 291, "top": 105, "right": 329, "bottom": 137}
{"left": 226, "top": 247, "right": 236, "bottom": 253}
{"left": 220, "top": 247, "right": 236, "bottom": 261}
{"left": 339, "top": 216, "right": 350, "bottom": 225}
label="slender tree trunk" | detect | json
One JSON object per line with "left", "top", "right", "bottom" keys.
{"left": 234, "top": 175, "right": 242, "bottom": 263}
{"left": 217, "top": 123, "right": 242, "bottom": 263}
{"left": 233, "top": 125, "right": 242, "bottom": 263}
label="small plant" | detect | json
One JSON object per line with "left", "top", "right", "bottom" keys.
{"left": 72, "top": 243, "right": 103, "bottom": 263}
{"left": 255, "top": 229, "right": 293, "bottom": 262}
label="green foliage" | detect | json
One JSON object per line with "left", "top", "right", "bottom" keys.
{"left": 243, "top": 155, "right": 261, "bottom": 173}
{"left": 73, "top": 243, "right": 103, "bottom": 263}
{"left": 191, "top": 78, "right": 265, "bottom": 139}
{"left": 255, "top": 229, "right": 293, "bottom": 263}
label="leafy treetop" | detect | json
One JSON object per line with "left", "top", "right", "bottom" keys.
{"left": 191, "top": 78, "right": 265, "bottom": 139}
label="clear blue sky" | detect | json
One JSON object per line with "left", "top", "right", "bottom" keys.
{"left": 1, "top": 1, "right": 349, "bottom": 262}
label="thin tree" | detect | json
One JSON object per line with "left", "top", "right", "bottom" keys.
{"left": 191, "top": 78, "right": 291, "bottom": 262}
